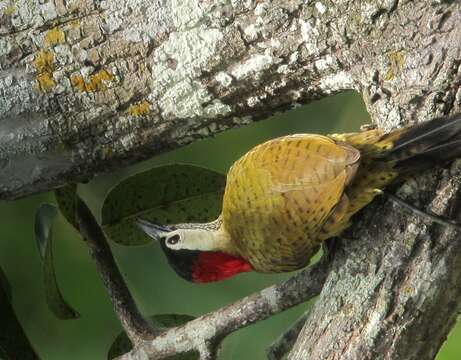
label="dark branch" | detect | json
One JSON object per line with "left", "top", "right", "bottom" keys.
{"left": 266, "top": 311, "right": 309, "bottom": 360}
{"left": 75, "top": 193, "right": 329, "bottom": 358}
{"left": 75, "top": 197, "right": 160, "bottom": 344}
{"left": 117, "top": 258, "right": 329, "bottom": 360}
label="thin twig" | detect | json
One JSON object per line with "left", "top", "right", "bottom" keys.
{"left": 75, "top": 197, "right": 160, "bottom": 345}
{"left": 117, "top": 258, "right": 330, "bottom": 360}
{"left": 266, "top": 311, "right": 310, "bottom": 360}
{"left": 74, "top": 195, "right": 329, "bottom": 359}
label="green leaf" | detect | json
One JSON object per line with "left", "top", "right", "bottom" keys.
{"left": 35, "top": 204, "right": 80, "bottom": 320}
{"left": 55, "top": 184, "right": 78, "bottom": 230}
{"left": 0, "top": 265, "right": 39, "bottom": 359}
{"left": 101, "top": 164, "right": 226, "bottom": 246}
{"left": 107, "top": 314, "right": 197, "bottom": 360}
{"left": 35, "top": 204, "right": 57, "bottom": 259}
{"left": 106, "top": 331, "right": 132, "bottom": 360}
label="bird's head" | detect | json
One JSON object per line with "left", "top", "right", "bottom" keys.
{"left": 136, "top": 218, "right": 252, "bottom": 283}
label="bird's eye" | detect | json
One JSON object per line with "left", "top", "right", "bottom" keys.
{"left": 167, "top": 234, "right": 180, "bottom": 245}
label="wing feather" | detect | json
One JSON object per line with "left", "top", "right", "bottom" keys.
{"left": 222, "top": 134, "right": 360, "bottom": 272}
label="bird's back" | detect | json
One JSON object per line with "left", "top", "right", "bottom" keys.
{"left": 221, "top": 134, "right": 361, "bottom": 272}
{"left": 221, "top": 114, "right": 461, "bottom": 273}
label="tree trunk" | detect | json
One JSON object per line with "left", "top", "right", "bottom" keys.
{"left": 289, "top": 166, "right": 461, "bottom": 359}
{"left": 1, "top": 0, "right": 461, "bottom": 358}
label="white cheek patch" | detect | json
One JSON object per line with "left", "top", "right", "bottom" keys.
{"left": 177, "top": 229, "right": 217, "bottom": 251}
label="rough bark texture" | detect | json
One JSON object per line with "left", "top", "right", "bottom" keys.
{"left": 2, "top": 0, "right": 459, "bottom": 200}
{"left": 289, "top": 165, "right": 461, "bottom": 359}
{"left": 76, "top": 196, "right": 159, "bottom": 345}
{"left": 2, "top": 0, "right": 461, "bottom": 359}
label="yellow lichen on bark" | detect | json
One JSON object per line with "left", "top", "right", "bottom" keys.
{"left": 127, "top": 101, "right": 151, "bottom": 116}
{"left": 70, "top": 75, "right": 86, "bottom": 92}
{"left": 384, "top": 51, "right": 405, "bottom": 81}
{"left": 45, "top": 27, "right": 65, "bottom": 47}
{"left": 34, "top": 51, "right": 56, "bottom": 92}
{"left": 4, "top": 4, "right": 16, "bottom": 15}
{"left": 71, "top": 70, "right": 115, "bottom": 92}
{"left": 69, "top": 20, "right": 80, "bottom": 29}
{"left": 36, "top": 73, "right": 56, "bottom": 91}
{"left": 35, "top": 51, "right": 54, "bottom": 73}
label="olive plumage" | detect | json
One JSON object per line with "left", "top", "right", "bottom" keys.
{"left": 138, "top": 115, "right": 461, "bottom": 282}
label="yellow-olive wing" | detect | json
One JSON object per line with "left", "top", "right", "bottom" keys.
{"left": 222, "top": 134, "right": 360, "bottom": 272}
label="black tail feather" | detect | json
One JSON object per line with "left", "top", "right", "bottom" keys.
{"left": 390, "top": 114, "right": 461, "bottom": 157}
{"left": 395, "top": 138, "right": 461, "bottom": 172}
{"left": 381, "top": 114, "right": 461, "bottom": 172}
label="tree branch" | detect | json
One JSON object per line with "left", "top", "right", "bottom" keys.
{"left": 117, "top": 257, "right": 329, "bottom": 360}
{"left": 289, "top": 161, "right": 461, "bottom": 359}
{"left": 2, "top": 0, "right": 461, "bottom": 359}
{"left": 75, "top": 196, "right": 159, "bottom": 345}
{"left": 75, "top": 192, "right": 329, "bottom": 358}
{"left": 2, "top": 1, "right": 459, "bottom": 200}
{"left": 266, "top": 311, "right": 309, "bottom": 360}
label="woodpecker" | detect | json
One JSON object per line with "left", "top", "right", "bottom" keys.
{"left": 137, "top": 115, "right": 461, "bottom": 283}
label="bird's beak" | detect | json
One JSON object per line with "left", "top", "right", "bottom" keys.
{"left": 135, "top": 218, "right": 172, "bottom": 240}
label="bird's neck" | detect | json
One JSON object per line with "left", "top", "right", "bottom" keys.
{"left": 211, "top": 225, "right": 235, "bottom": 253}
{"left": 188, "top": 222, "right": 252, "bottom": 283}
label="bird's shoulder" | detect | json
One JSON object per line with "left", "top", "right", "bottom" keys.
{"left": 226, "top": 134, "right": 360, "bottom": 187}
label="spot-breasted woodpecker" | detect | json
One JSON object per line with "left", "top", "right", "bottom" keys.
{"left": 137, "top": 115, "right": 461, "bottom": 283}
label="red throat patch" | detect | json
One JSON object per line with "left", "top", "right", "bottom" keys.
{"left": 192, "top": 252, "right": 252, "bottom": 283}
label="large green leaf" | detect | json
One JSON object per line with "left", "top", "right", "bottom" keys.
{"left": 101, "top": 164, "right": 226, "bottom": 246}
{"left": 54, "top": 184, "right": 78, "bottom": 230}
{"left": 0, "top": 265, "right": 39, "bottom": 359}
{"left": 107, "top": 314, "right": 197, "bottom": 359}
{"left": 35, "top": 204, "right": 80, "bottom": 320}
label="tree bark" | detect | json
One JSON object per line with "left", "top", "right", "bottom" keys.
{"left": 2, "top": 0, "right": 458, "bottom": 200}
{"left": 289, "top": 166, "right": 461, "bottom": 359}
{"left": 2, "top": 0, "right": 461, "bottom": 359}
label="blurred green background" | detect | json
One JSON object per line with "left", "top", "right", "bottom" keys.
{"left": 1, "top": 92, "right": 460, "bottom": 359}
